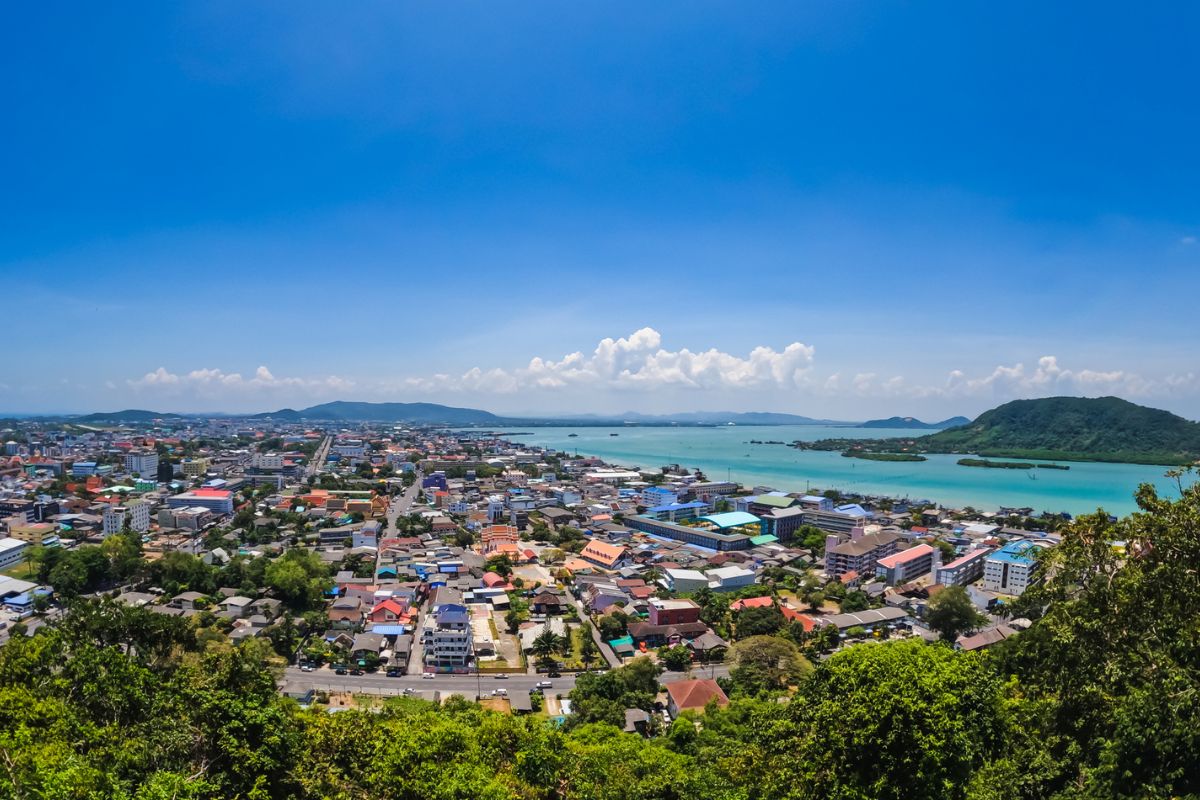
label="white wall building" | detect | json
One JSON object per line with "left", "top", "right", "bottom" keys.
{"left": 103, "top": 500, "right": 151, "bottom": 535}
{"left": 0, "top": 537, "right": 28, "bottom": 570}
{"left": 124, "top": 451, "right": 159, "bottom": 477}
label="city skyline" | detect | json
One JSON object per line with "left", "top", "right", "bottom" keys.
{"left": 4, "top": 4, "right": 1199, "bottom": 418}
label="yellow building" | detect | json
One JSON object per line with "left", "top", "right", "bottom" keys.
{"left": 180, "top": 458, "right": 209, "bottom": 477}
{"left": 8, "top": 521, "right": 57, "bottom": 544}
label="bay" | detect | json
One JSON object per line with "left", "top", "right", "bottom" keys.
{"left": 512, "top": 425, "right": 1195, "bottom": 517}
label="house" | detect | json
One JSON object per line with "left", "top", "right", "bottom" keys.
{"left": 956, "top": 624, "right": 1018, "bottom": 652}
{"left": 169, "top": 591, "right": 208, "bottom": 611}
{"left": 624, "top": 708, "right": 652, "bottom": 735}
{"left": 531, "top": 591, "right": 566, "bottom": 615}
{"left": 368, "top": 598, "right": 408, "bottom": 624}
{"left": 329, "top": 596, "right": 364, "bottom": 624}
{"left": 350, "top": 632, "right": 387, "bottom": 664}
{"left": 219, "top": 596, "right": 254, "bottom": 618}
{"left": 580, "top": 539, "right": 627, "bottom": 570}
{"left": 626, "top": 620, "right": 708, "bottom": 648}
{"left": 664, "top": 678, "right": 729, "bottom": 716}
{"left": 687, "top": 630, "right": 729, "bottom": 659}
{"left": 730, "top": 596, "right": 774, "bottom": 612}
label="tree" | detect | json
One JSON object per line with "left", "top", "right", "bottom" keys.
{"left": 733, "top": 605, "right": 785, "bottom": 638}
{"left": 579, "top": 631, "right": 600, "bottom": 671}
{"left": 728, "top": 635, "right": 812, "bottom": 694}
{"left": 925, "top": 584, "right": 987, "bottom": 642}
{"left": 484, "top": 554, "right": 513, "bottom": 578}
{"left": 658, "top": 644, "right": 692, "bottom": 672}
{"left": 796, "top": 524, "right": 829, "bottom": 554}
{"left": 568, "top": 657, "right": 662, "bottom": 728}
{"left": 531, "top": 626, "right": 564, "bottom": 669}
{"left": 984, "top": 482, "right": 1200, "bottom": 798}
{"left": 777, "top": 639, "right": 1002, "bottom": 800}
{"left": 264, "top": 549, "right": 330, "bottom": 611}
{"left": 596, "top": 612, "right": 628, "bottom": 642}
{"left": 838, "top": 590, "right": 871, "bottom": 613}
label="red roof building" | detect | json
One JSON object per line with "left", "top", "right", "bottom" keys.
{"left": 665, "top": 678, "right": 730, "bottom": 716}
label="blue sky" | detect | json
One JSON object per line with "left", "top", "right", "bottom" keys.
{"left": 3, "top": 2, "right": 1199, "bottom": 419}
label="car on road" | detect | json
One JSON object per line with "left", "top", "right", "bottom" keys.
{"left": 300, "top": 663, "right": 315, "bottom": 672}
{"left": 385, "top": 668, "right": 403, "bottom": 677}
{"left": 536, "top": 680, "right": 553, "bottom": 689}
{"left": 421, "top": 672, "right": 435, "bottom": 679}
{"left": 350, "top": 668, "right": 364, "bottom": 676}
{"left": 547, "top": 671, "right": 561, "bottom": 678}
{"left": 492, "top": 688, "right": 508, "bottom": 696}
{"left": 334, "top": 665, "right": 348, "bottom": 675}
{"left": 494, "top": 673, "right": 509, "bottom": 679}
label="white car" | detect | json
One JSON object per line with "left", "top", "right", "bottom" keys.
{"left": 492, "top": 688, "right": 508, "bottom": 696}
{"left": 536, "top": 680, "right": 553, "bottom": 689}
{"left": 421, "top": 673, "right": 435, "bottom": 680}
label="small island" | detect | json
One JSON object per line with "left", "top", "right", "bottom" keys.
{"left": 843, "top": 451, "right": 927, "bottom": 462}
{"left": 958, "top": 458, "right": 1070, "bottom": 470}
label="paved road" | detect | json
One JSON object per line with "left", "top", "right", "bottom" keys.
{"left": 305, "top": 435, "right": 332, "bottom": 479}
{"left": 569, "top": 593, "right": 623, "bottom": 669}
{"left": 385, "top": 480, "right": 422, "bottom": 536}
{"left": 377, "top": 479, "right": 425, "bottom": 673}
{"left": 280, "top": 665, "right": 573, "bottom": 697}
{"left": 278, "top": 664, "right": 730, "bottom": 698}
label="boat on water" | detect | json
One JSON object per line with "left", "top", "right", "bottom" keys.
{"left": 568, "top": 433, "right": 578, "bottom": 437}
{"left": 610, "top": 433, "right": 620, "bottom": 436}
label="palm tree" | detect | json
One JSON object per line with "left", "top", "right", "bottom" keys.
{"left": 531, "top": 627, "right": 559, "bottom": 669}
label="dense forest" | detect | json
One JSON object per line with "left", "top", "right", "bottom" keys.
{"left": 2, "top": 479, "right": 1198, "bottom": 799}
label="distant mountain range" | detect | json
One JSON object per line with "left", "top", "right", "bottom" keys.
{"left": 861, "top": 415, "right": 971, "bottom": 430}
{"left": 61, "top": 404, "right": 864, "bottom": 426}
{"left": 253, "top": 401, "right": 502, "bottom": 424}
{"left": 73, "top": 409, "right": 185, "bottom": 423}
{"left": 60, "top": 402, "right": 972, "bottom": 428}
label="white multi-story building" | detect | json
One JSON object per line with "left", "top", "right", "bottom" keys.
{"left": 982, "top": 540, "right": 1042, "bottom": 596}
{"left": 123, "top": 451, "right": 159, "bottom": 478}
{"left": 103, "top": 500, "right": 151, "bottom": 535}
{"left": 332, "top": 441, "right": 367, "bottom": 458}
{"left": 251, "top": 453, "right": 285, "bottom": 470}
{"left": 0, "top": 537, "right": 28, "bottom": 569}
{"left": 422, "top": 588, "right": 472, "bottom": 668}
{"left": 936, "top": 547, "right": 992, "bottom": 587}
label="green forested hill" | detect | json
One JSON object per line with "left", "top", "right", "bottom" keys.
{"left": 919, "top": 396, "right": 1200, "bottom": 465}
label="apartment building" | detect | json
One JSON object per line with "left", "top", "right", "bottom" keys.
{"left": 936, "top": 548, "right": 992, "bottom": 587}
{"left": 982, "top": 540, "right": 1042, "bottom": 596}
{"left": 422, "top": 588, "right": 472, "bottom": 668}
{"left": 123, "top": 451, "right": 159, "bottom": 478}
{"left": 874, "top": 543, "right": 935, "bottom": 584}
{"left": 103, "top": 500, "right": 151, "bottom": 535}
{"left": 825, "top": 529, "right": 900, "bottom": 578}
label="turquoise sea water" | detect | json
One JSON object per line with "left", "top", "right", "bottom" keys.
{"left": 512, "top": 425, "right": 1195, "bottom": 517}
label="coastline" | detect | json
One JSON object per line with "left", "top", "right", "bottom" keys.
{"left": 499, "top": 425, "right": 1195, "bottom": 516}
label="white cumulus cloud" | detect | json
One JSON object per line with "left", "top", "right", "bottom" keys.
{"left": 404, "top": 327, "right": 816, "bottom": 394}
{"left": 128, "top": 366, "right": 354, "bottom": 398}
